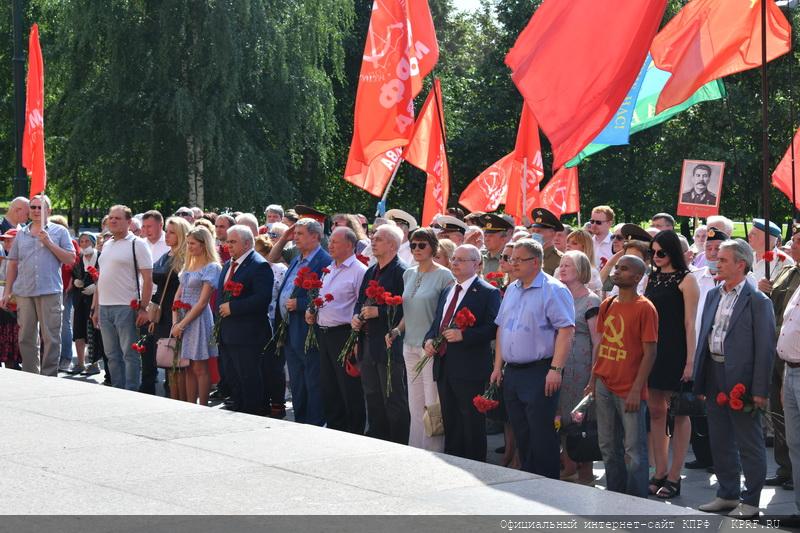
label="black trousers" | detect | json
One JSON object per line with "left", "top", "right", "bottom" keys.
{"left": 689, "top": 415, "right": 713, "bottom": 466}
{"left": 360, "top": 341, "right": 409, "bottom": 444}
{"left": 261, "top": 343, "right": 286, "bottom": 413}
{"left": 438, "top": 374, "right": 486, "bottom": 461}
{"left": 770, "top": 358, "right": 792, "bottom": 478}
{"left": 220, "top": 343, "right": 264, "bottom": 415}
{"left": 318, "top": 325, "right": 365, "bottom": 434}
{"left": 139, "top": 325, "right": 157, "bottom": 395}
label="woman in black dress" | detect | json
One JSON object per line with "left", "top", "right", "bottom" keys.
{"left": 645, "top": 230, "right": 699, "bottom": 498}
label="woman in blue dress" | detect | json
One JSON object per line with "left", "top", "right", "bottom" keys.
{"left": 171, "top": 226, "right": 221, "bottom": 406}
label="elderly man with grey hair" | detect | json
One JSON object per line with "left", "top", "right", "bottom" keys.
{"left": 694, "top": 238, "right": 776, "bottom": 518}
{"left": 1, "top": 196, "right": 29, "bottom": 233}
{"left": 352, "top": 224, "right": 409, "bottom": 443}
{"left": 274, "top": 217, "right": 332, "bottom": 425}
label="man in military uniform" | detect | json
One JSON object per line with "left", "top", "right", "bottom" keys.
{"left": 478, "top": 213, "right": 513, "bottom": 275}
{"left": 435, "top": 215, "right": 468, "bottom": 246}
{"left": 528, "top": 208, "right": 564, "bottom": 276}
{"left": 681, "top": 163, "right": 717, "bottom": 205}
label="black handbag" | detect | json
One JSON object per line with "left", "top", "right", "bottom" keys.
{"left": 669, "top": 381, "right": 706, "bottom": 418}
{"left": 564, "top": 419, "right": 603, "bottom": 463}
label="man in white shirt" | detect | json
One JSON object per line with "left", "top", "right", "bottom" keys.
{"left": 749, "top": 218, "right": 794, "bottom": 283}
{"left": 385, "top": 209, "right": 417, "bottom": 265}
{"left": 141, "top": 210, "right": 170, "bottom": 262}
{"left": 92, "top": 205, "right": 153, "bottom": 391}
{"left": 588, "top": 205, "right": 614, "bottom": 269}
{"left": 780, "top": 285, "right": 800, "bottom": 524}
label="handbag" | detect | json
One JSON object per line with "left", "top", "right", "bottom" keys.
{"left": 423, "top": 403, "right": 444, "bottom": 437}
{"left": 564, "top": 418, "right": 603, "bottom": 463}
{"left": 155, "top": 337, "right": 189, "bottom": 369}
{"left": 147, "top": 265, "right": 174, "bottom": 324}
{"left": 669, "top": 381, "right": 706, "bottom": 418}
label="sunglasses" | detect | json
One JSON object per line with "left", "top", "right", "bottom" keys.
{"left": 653, "top": 249, "right": 668, "bottom": 259}
{"left": 409, "top": 242, "right": 428, "bottom": 250}
{"left": 589, "top": 219, "right": 608, "bottom": 225}
{"left": 612, "top": 234, "right": 625, "bottom": 241}
{"left": 175, "top": 212, "right": 192, "bottom": 217}
{"left": 29, "top": 205, "right": 43, "bottom": 211}
{"left": 501, "top": 254, "right": 513, "bottom": 262}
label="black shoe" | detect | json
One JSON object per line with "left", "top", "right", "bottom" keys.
{"left": 765, "top": 475, "right": 790, "bottom": 486}
{"left": 220, "top": 404, "right": 240, "bottom": 411}
{"left": 495, "top": 446, "right": 506, "bottom": 454}
{"left": 706, "top": 466, "right": 715, "bottom": 474}
{"left": 210, "top": 388, "right": 228, "bottom": 399}
{"left": 766, "top": 436, "right": 775, "bottom": 447}
{"left": 223, "top": 398, "right": 236, "bottom": 406}
{"left": 783, "top": 479, "right": 795, "bottom": 491}
{"left": 685, "top": 460, "right": 711, "bottom": 470}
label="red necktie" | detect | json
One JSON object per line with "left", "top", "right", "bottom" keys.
{"left": 440, "top": 284, "right": 462, "bottom": 332}
{"left": 226, "top": 261, "right": 238, "bottom": 283}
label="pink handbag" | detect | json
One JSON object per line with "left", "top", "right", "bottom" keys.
{"left": 155, "top": 338, "right": 189, "bottom": 369}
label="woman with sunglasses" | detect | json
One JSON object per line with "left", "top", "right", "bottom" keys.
{"left": 644, "top": 230, "right": 699, "bottom": 499}
{"left": 387, "top": 228, "right": 454, "bottom": 451}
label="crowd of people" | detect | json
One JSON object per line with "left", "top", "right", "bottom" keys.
{"left": 1, "top": 193, "right": 800, "bottom": 521}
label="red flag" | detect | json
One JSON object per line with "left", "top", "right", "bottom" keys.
{"left": 651, "top": 0, "right": 791, "bottom": 114}
{"left": 343, "top": 0, "right": 439, "bottom": 196}
{"left": 538, "top": 166, "right": 580, "bottom": 217}
{"left": 505, "top": 0, "right": 666, "bottom": 169}
{"left": 459, "top": 153, "right": 513, "bottom": 213}
{"left": 505, "top": 103, "right": 544, "bottom": 223}
{"left": 772, "top": 127, "right": 800, "bottom": 211}
{"left": 23, "top": 24, "right": 46, "bottom": 198}
{"left": 403, "top": 79, "right": 449, "bottom": 226}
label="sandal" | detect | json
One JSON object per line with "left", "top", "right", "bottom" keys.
{"left": 648, "top": 475, "right": 667, "bottom": 495}
{"left": 655, "top": 478, "right": 681, "bottom": 499}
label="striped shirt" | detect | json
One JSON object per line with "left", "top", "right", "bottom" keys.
{"left": 708, "top": 278, "right": 747, "bottom": 356}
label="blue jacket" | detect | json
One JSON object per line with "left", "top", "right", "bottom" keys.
{"left": 692, "top": 279, "right": 776, "bottom": 398}
{"left": 274, "top": 246, "right": 333, "bottom": 352}
{"left": 425, "top": 276, "right": 501, "bottom": 382}
{"left": 217, "top": 250, "right": 274, "bottom": 347}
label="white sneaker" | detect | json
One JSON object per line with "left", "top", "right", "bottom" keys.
{"left": 698, "top": 497, "right": 739, "bottom": 512}
{"left": 728, "top": 503, "right": 759, "bottom": 518}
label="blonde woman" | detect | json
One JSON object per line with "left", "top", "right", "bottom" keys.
{"left": 171, "top": 226, "right": 221, "bottom": 405}
{"left": 433, "top": 238, "right": 456, "bottom": 269}
{"left": 564, "top": 230, "right": 603, "bottom": 295}
{"left": 152, "top": 217, "right": 192, "bottom": 400}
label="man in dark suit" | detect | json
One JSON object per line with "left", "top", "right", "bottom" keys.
{"left": 694, "top": 238, "right": 776, "bottom": 518}
{"left": 217, "top": 224, "right": 274, "bottom": 415}
{"left": 681, "top": 164, "right": 717, "bottom": 205}
{"left": 424, "top": 244, "right": 501, "bottom": 461}
{"left": 274, "top": 218, "right": 332, "bottom": 426}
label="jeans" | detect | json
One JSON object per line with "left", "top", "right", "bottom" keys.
{"left": 783, "top": 366, "right": 800, "bottom": 513}
{"left": 59, "top": 291, "right": 74, "bottom": 367}
{"left": 595, "top": 379, "right": 649, "bottom": 497}
{"left": 99, "top": 305, "right": 140, "bottom": 391}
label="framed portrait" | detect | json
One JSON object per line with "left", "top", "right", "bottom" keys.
{"left": 676, "top": 159, "right": 724, "bottom": 218}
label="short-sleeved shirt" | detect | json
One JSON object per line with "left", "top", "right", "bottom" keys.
{"left": 495, "top": 270, "right": 575, "bottom": 363}
{"left": 97, "top": 232, "right": 153, "bottom": 306}
{"left": 593, "top": 295, "right": 659, "bottom": 400}
{"left": 8, "top": 223, "right": 74, "bottom": 297}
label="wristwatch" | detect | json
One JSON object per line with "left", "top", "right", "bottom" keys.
{"left": 549, "top": 365, "right": 564, "bottom": 375}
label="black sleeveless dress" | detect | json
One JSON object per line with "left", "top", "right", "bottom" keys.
{"left": 645, "top": 269, "right": 689, "bottom": 391}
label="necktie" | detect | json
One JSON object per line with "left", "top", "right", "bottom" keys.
{"left": 440, "top": 285, "right": 462, "bottom": 332}
{"left": 226, "top": 261, "right": 238, "bottom": 283}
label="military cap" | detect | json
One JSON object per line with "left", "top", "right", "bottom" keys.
{"left": 752, "top": 218, "right": 782, "bottom": 239}
{"left": 435, "top": 215, "right": 468, "bottom": 234}
{"left": 706, "top": 226, "right": 729, "bottom": 241}
{"left": 620, "top": 223, "right": 653, "bottom": 243}
{"left": 385, "top": 209, "right": 418, "bottom": 231}
{"left": 478, "top": 213, "right": 513, "bottom": 233}
{"left": 295, "top": 205, "right": 326, "bottom": 224}
{"left": 529, "top": 208, "right": 564, "bottom": 232}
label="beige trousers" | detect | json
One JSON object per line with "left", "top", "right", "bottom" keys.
{"left": 16, "top": 293, "right": 63, "bottom": 376}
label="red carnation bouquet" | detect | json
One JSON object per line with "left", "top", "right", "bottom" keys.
{"left": 305, "top": 267, "right": 334, "bottom": 351}
{"left": 268, "top": 266, "right": 321, "bottom": 352}
{"left": 473, "top": 382, "right": 500, "bottom": 414}
{"left": 716, "top": 382, "right": 764, "bottom": 415}
{"left": 485, "top": 272, "right": 507, "bottom": 294}
{"left": 763, "top": 250, "right": 788, "bottom": 263}
{"left": 213, "top": 280, "right": 244, "bottom": 343}
{"left": 86, "top": 266, "right": 99, "bottom": 282}
{"left": 383, "top": 292, "right": 403, "bottom": 396}
{"left": 338, "top": 279, "right": 385, "bottom": 366}
{"left": 131, "top": 334, "right": 148, "bottom": 354}
{"left": 414, "top": 307, "right": 477, "bottom": 380}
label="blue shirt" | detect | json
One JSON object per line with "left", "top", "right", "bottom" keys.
{"left": 7, "top": 223, "right": 74, "bottom": 297}
{"left": 495, "top": 270, "right": 575, "bottom": 363}
{"left": 279, "top": 245, "right": 322, "bottom": 319}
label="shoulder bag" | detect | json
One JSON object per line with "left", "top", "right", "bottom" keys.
{"left": 155, "top": 337, "right": 189, "bottom": 369}
{"left": 147, "top": 264, "right": 174, "bottom": 325}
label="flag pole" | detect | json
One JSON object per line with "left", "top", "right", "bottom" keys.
{"left": 11, "top": 0, "right": 27, "bottom": 198}
{"left": 522, "top": 157, "right": 528, "bottom": 222}
{"left": 375, "top": 160, "right": 403, "bottom": 217}
{"left": 790, "top": 39, "right": 798, "bottom": 224}
{"left": 760, "top": 0, "right": 772, "bottom": 279}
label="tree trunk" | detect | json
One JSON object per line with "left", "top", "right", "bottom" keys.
{"left": 186, "top": 135, "right": 204, "bottom": 209}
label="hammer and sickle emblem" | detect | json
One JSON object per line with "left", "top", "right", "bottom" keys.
{"left": 603, "top": 315, "right": 625, "bottom": 348}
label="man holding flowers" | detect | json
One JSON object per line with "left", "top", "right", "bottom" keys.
{"left": 693, "top": 239, "right": 776, "bottom": 518}
{"left": 424, "top": 244, "right": 500, "bottom": 461}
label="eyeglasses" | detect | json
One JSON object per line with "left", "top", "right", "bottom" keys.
{"left": 653, "top": 249, "right": 668, "bottom": 259}
{"left": 507, "top": 257, "right": 537, "bottom": 264}
{"left": 612, "top": 234, "right": 625, "bottom": 241}
{"left": 500, "top": 254, "right": 513, "bottom": 262}
{"left": 29, "top": 205, "right": 42, "bottom": 211}
{"left": 450, "top": 258, "right": 478, "bottom": 264}
{"left": 175, "top": 211, "right": 191, "bottom": 217}
{"left": 589, "top": 219, "right": 608, "bottom": 225}
{"left": 409, "top": 242, "right": 428, "bottom": 250}
{"left": 268, "top": 232, "right": 279, "bottom": 239}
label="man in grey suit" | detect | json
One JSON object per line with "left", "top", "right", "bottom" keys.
{"left": 693, "top": 239, "right": 776, "bottom": 518}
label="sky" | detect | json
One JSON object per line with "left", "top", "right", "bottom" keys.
{"left": 452, "top": 0, "right": 482, "bottom": 12}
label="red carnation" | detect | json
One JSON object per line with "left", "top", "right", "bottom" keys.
{"left": 716, "top": 392, "right": 728, "bottom": 406}
{"left": 302, "top": 280, "right": 313, "bottom": 290}
{"left": 324, "top": 293, "right": 334, "bottom": 302}
{"left": 313, "top": 297, "right": 324, "bottom": 307}
{"left": 345, "top": 357, "right": 361, "bottom": 378}
{"left": 454, "top": 308, "right": 477, "bottom": 330}
{"left": 729, "top": 397, "right": 745, "bottom": 411}
{"left": 375, "top": 293, "right": 386, "bottom": 306}
{"left": 322, "top": 267, "right": 331, "bottom": 274}
{"left": 732, "top": 383, "right": 746, "bottom": 395}
{"left": 224, "top": 281, "right": 234, "bottom": 292}
{"left": 130, "top": 299, "right": 140, "bottom": 310}
{"left": 298, "top": 266, "right": 311, "bottom": 276}
{"left": 763, "top": 251, "right": 775, "bottom": 262}
{"left": 489, "top": 281, "right": 498, "bottom": 287}
{"left": 131, "top": 343, "right": 139, "bottom": 351}
{"left": 356, "top": 254, "right": 369, "bottom": 265}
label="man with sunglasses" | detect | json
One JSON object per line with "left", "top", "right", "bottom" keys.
{"left": 588, "top": 205, "right": 615, "bottom": 269}
{"left": 1, "top": 194, "right": 76, "bottom": 376}
{"left": 478, "top": 213, "right": 513, "bottom": 276}
{"left": 490, "top": 238, "right": 575, "bottom": 478}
